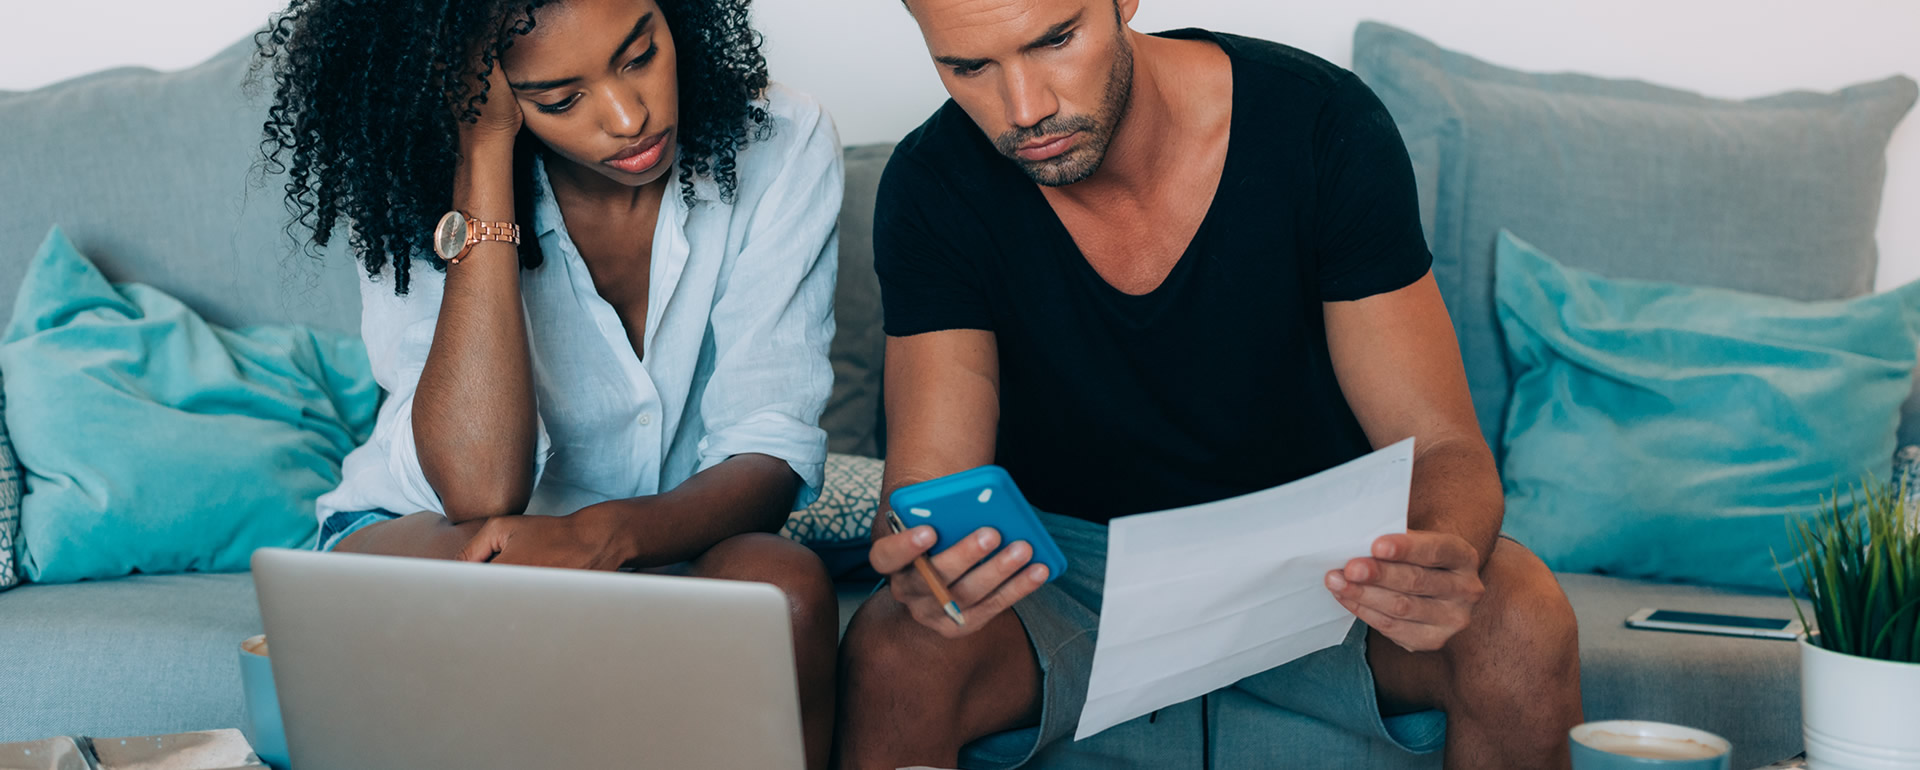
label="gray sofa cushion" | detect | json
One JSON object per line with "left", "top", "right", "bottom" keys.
{"left": 0, "top": 38, "right": 361, "bottom": 336}
{"left": 0, "top": 574, "right": 261, "bottom": 742}
{"left": 1352, "top": 21, "right": 1918, "bottom": 453}
{"left": 1561, "top": 573, "right": 1801, "bottom": 769}
{"left": 821, "top": 144, "right": 893, "bottom": 458}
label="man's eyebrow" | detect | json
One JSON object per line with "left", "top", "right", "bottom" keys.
{"left": 933, "top": 54, "right": 990, "bottom": 69}
{"left": 1021, "top": 12, "right": 1082, "bottom": 51}
{"left": 509, "top": 12, "right": 654, "bottom": 91}
{"left": 607, "top": 12, "right": 655, "bottom": 69}
{"left": 932, "top": 11, "right": 1083, "bottom": 70}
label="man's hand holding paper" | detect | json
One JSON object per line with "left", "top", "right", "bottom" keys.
{"left": 1075, "top": 439, "right": 1421, "bottom": 740}
{"left": 1327, "top": 530, "right": 1487, "bottom": 653}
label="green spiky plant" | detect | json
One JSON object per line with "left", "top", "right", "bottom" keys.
{"left": 1779, "top": 477, "right": 1920, "bottom": 663}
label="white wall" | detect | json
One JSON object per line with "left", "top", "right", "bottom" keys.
{"left": 0, "top": 1, "right": 284, "bottom": 89}
{"left": 6, "top": 0, "right": 1916, "bottom": 287}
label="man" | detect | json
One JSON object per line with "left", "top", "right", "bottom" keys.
{"left": 837, "top": 0, "right": 1583, "bottom": 768}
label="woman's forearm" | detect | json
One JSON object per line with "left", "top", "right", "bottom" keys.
{"left": 596, "top": 453, "right": 802, "bottom": 568}
{"left": 413, "top": 138, "right": 539, "bottom": 522}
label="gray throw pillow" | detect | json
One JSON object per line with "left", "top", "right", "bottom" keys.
{"left": 0, "top": 37, "right": 363, "bottom": 337}
{"left": 1352, "top": 21, "right": 1918, "bottom": 453}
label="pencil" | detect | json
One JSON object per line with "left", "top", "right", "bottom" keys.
{"left": 889, "top": 510, "right": 966, "bottom": 626}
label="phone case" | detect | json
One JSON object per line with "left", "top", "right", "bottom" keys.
{"left": 887, "top": 465, "right": 1068, "bottom": 583}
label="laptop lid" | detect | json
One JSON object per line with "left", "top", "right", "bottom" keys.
{"left": 252, "top": 548, "right": 805, "bottom": 770}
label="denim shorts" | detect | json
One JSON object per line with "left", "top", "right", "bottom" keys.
{"left": 315, "top": 510, "right": 404, "bottom": 552}
{"left": 959, "top": 512, "right": 1447, "bottom": 769}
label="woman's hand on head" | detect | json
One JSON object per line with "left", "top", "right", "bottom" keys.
{"left": 448, "top": 48, "right": 523, "bottom": 215}
{"left": 458, "top": 53, "right": 523, "bottom": 153}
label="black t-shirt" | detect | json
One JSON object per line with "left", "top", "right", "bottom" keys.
{"left": 874, "top": 29, "right": 1432, "bottom": 524}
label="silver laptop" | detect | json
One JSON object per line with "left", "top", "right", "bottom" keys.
{"left": 251, "top": 548, "right": 805, "bottom": 770}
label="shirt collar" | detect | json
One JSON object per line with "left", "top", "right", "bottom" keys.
{"left": 531, "top": 153, "right": 717, "bottom": 240}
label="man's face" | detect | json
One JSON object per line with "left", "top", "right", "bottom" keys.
{"left": 908, "top": 0, "right": 1135, "bottom": 187}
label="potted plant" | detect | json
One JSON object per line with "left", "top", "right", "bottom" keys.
{"left": 1785, "top": 478, "right": 1920, "bottom": 769}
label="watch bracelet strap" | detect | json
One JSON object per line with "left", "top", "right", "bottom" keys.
{"left": 448, "top": 220, "right": 522, "bottom": 265}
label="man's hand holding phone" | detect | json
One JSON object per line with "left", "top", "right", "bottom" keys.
{"left": 870, "top": 517, "right": 1051, "bottom": 639}
{"left": 872, "top": 465, "right": 1069, "bottom": 638}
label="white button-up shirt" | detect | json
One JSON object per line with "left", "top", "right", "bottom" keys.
{"left": 317, "top": 84, "right": 840, "bottom": 523}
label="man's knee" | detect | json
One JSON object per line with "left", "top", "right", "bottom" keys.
{"left": 842, "top": 593, "right": 1041, "bottom": 716}
{"left": 842, "top": 594, "right": 944, "bottom": 689}
{"left": 841, "top": 592, "right": 1013, "bottom": 706}
{"left": 1458, "top": 539, "right": 1579, "bottom": 677}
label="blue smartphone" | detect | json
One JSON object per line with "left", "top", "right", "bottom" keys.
{"left": 886, "top": 465, "right": 1068, "bottom": 583}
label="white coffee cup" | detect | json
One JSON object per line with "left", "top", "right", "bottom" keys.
{"left": 1570, "top": 721, "right": 1732, "bottom": 769}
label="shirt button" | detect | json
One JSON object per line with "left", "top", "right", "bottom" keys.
{"left": 638, "top": 413, "right": 652, "bottom": 426}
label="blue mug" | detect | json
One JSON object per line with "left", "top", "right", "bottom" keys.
{"left": 1571, "top": 721, "right": 1731, "bottom": 770}
{"left": 238, "top": 634, "right": 290, "bottom": 769}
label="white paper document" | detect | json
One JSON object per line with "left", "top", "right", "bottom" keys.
{"left": 1074, "top": 438, "right": 1414, "bottom": 740}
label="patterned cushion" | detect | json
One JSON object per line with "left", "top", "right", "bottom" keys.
{"left": 1, "top": 377, "right": 20, "bottom": 591}
{"left": 781, "top": 453, "right": 882, "bottom": 546}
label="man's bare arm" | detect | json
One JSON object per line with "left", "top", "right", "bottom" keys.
{"left": 868, "top": 330, "right": 1049, "bottom": 637}
{"left": 1322, "top": 271, "right": 1501, "bottom": 651}
{"left": 874, "top": 329, "right": 1002, "bottom": 537}
{"left": 1324, "top": 271, "right": 1501, "bottom": 561}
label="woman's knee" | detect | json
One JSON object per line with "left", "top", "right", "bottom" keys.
{"left": 696, "top": 533, "right": 837, "bottom": 620}
{"left": 335, "top": 511, "right": 467, "bottom": 557}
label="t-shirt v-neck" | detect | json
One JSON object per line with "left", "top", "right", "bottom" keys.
{"left": 1021, "top": 61, "right": 1240, "bottom": 329}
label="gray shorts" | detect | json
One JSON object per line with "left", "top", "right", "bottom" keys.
{"left": 958, "top": 513, "right": 1446, "bottom": 769}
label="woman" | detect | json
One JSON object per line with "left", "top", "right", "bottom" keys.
{"left": 255, "top": 0, "right": 841, "bottom": 765}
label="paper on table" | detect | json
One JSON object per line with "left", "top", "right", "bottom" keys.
{"left": 1075, "top": 438, "right": 1414, "bottom": 741}
{"left": 88, "top": 728, "right": 266, "bottom": 770}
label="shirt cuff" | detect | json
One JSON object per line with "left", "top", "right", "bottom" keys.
{"left": 696, "top": 412, "right": 829, "bottom": 511}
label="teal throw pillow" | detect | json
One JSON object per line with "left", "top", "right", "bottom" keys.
{"left": 0, "top": 227, "right": 380, "bottom": 583}
{"left": 1496, "top": 231, "right": 1920, "bottom": 591}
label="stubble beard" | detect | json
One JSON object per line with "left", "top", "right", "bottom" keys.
{"left": 992, "top": 32, "right": 1135, "bottom": 188}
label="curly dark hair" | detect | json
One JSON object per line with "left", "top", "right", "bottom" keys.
{"left": 252, "top": 0, "right": 772, "bottom": 295}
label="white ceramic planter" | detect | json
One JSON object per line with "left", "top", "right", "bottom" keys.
{"left": 1802, "top": 636, "right": 1920, "bottom": 769}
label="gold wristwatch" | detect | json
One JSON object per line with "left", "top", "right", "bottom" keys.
{"left": 432, "top": 210, "right": 521, "bottom": 265}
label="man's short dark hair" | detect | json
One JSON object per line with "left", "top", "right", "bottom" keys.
{"left": 900, "top": 0, "right": 1121, "bottom": 17}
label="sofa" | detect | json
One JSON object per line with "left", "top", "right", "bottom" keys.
{"left": 0, "top": 34, "right": 1828, "bottom": 769}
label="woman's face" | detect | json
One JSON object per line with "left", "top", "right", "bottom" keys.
{"left": 503, "top": 0, "right": 680, "bottom": 188}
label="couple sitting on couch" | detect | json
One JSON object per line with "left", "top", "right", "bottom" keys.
{"left": 257, "top": 0, "right": 1582, "bottom": 767}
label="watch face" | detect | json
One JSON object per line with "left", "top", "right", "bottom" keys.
{"left": 434, "top": 211, "right": 468, "bottom": 260}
